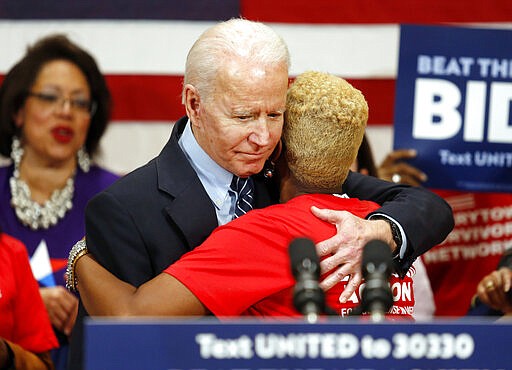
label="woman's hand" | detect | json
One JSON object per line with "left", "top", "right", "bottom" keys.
{"left": 39, "top": 286, "right": 78, "bottom": 336}
{"left": 476, "top": 267, "right": 512, "bottom": 314}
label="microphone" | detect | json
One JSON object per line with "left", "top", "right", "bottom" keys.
{"left": 289, "top": 237, "right": 325, "bottom": 323}
{"left": 359, "top": 239, "right": 394, "bottom": 322}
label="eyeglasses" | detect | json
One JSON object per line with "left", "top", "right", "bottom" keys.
{"left": 27, "top": 91, "right": 97, "bottom": 116}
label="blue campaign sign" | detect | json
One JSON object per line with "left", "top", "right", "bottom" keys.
{"left": 393, "top": 24, "right": 512, "bottom": 192}
{"left": 84, "top": 317, "right": 511, "bottom": 370}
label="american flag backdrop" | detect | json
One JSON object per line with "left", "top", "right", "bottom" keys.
{"left": 1, "top": 0, "right": 511, "bottom": 175}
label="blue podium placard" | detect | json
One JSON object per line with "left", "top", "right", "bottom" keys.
{"left": 393, "top": 24, "right": 512, "bottom": 192}
{"left": 85, "top": 318, "right": 511, "bottom": 370}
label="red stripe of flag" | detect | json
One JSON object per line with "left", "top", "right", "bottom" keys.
{"left": 105, "top": 75, "right": 186, "bottom": 122}
{"left": 347, "top": 78, "right": 395, "bottom": 125}
{"left": 108, "top": 75, "right": 395, "bottom": 124}
{"left": 1, "top": 74, "right": 394, "bottom": 124}
{"left": 241, "top": 0, "right": 512, "bottom": 24}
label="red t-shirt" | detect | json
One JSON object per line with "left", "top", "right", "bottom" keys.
{"left": 165, "top": 194, "right": 415, "bottom": 319}
{"left": 0, "top": 233, "right": 58, "bottom": 352}
{"left": 423, "top": 190, "right": 512, "bottom": 316}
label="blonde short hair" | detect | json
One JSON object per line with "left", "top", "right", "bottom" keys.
{"left": 284, "top": 71, "right": 368, "bottom": 192}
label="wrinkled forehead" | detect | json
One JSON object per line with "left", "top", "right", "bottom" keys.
{"left": 216, "top": 61, "right": 288, "bottom": 93}
{"left": 215, "top": 64, "right": 287, "bottom": 106}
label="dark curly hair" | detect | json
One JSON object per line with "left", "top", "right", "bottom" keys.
{"left": 356, "top": 134, "right": 378, "bottom": 177}
{"left": 0, "top": 34, "right": 111, "bottom": 157}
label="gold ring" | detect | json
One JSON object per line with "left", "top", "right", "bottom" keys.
{"left": 485, "top": 281, "right": 495, "bottom": 290}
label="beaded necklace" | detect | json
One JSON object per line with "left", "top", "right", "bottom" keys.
{"left": 9, "top": 137, "right": 74, "bottom": 230}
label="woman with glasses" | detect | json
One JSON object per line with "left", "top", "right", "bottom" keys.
{"left": 0, "top": 34, "right": 119, "bottom": 370}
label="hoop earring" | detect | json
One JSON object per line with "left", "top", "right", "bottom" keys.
{"left": 77, "top": 147, "right": 91, "bottom": 173}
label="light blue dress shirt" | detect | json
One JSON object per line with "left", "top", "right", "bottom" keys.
{"left": 178, "top": 120, "right": 236, "bottom": 226}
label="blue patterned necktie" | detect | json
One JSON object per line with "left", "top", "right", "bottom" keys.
{"left": 230, "top": 176, "right": 254, "bottom": 219}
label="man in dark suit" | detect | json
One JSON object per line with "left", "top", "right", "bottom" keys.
{"left": 68, "top": 18, "right": 454, "bottom": 369}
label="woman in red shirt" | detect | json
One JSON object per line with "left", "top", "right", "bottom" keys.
{"left": 0, "top": 230, "right": 58, "bottom": 370}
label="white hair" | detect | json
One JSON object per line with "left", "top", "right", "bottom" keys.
{"left": 182, "top": 18, "right": 290, "bottom": 103}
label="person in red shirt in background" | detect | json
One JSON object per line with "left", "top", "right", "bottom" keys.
{"left": 67, "top": 71, "right": 417, "bottom": 320}
{"left": 375, "top": 147, "right": 512, "bottom": 317}
{"left": 0, "top": 229, "right": 58, "bottom": 370}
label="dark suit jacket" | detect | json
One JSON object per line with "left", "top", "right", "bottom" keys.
{"left": 68, "top": 116, "right": 454, "bottom": 369}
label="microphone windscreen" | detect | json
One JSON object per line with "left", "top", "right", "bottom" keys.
{"left": 288, "top": 237, "right": 320, "bottom": 279}
{"left": 362, "top": 239, "right": 393, "bottom": 278}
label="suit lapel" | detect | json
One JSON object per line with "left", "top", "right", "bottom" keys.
{"left": 154, "top": 117, "right": 278, "bottom": 249}
{"left": 156, "top": 117, "right": 218, "bottom": 250}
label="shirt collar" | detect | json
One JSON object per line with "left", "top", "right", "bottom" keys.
{"left": 178, "top": 119, "right": 233, "bottom": 209}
